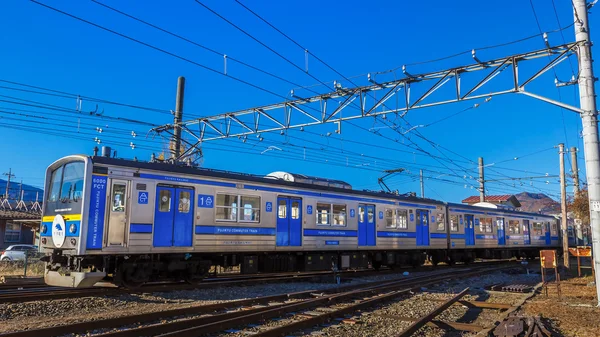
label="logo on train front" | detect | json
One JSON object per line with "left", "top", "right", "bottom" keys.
{"left": 52, "top": 214, "right": 66, "bottom": 248}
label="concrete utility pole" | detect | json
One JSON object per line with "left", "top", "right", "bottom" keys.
{"left": 571, "top": 147, "right": 582, "bottom": 245}
{"left": 573, "top": 0, "right": 600, "bottom": 304}
{"left": 571, "top": 147, "right": 581, "bottom": 194}
{"left": 3, "top": 168, "right": 15, "bottom": 199}
{"left": 559, "top": 143, "right": 569, "bottom": 268}
{"left": 171, "top": 76, "right": 186, "bottom": 160}
{"left": 478, "top": 157, "right": 485, "bottom": 202}
{"left": 420, "top": 169, "right": 424, "bottom": 198}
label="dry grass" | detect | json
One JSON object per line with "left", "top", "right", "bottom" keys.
{"left": 0, "top": 260, "right": 45, "bottom": 277}
{"left": 523, "top": 275, "right": 600, "bottom": 337}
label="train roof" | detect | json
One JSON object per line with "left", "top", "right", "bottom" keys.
{"left": 88, "top": 156, "right": 556, "bottom": 219}
{"left": 90, "top": 155, "right": 444, "bottom": 206}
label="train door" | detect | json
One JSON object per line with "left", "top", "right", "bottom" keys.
{"left": 464, "top": 215, "right": 475, "bottom": 246}
{"left": 523, "top": 220, "right": 531, "bottom": 244}
{"left": 106, "top": 179, "right": 130, "bottom": 247}
{"left": 545, "top": 222, "right": 551, "bottom": 245}
{"left": 358, "top": 204, "right": 376, "bottom": 246}
{"left": 497, "top": 217, "right": 506, "bottom": 245}
{"left": 153, "top": 186, "right": 194, "bottom": 247}
{"left": 276, "top": 197, "right": 302, "bottom": 246}
{"left": 416, "top": 209, "right": 430, "bottom": 246}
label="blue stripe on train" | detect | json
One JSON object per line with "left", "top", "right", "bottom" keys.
{"left": 476, "top": 234, "right": 497, "bottom": 240}
{"left": 195, "top": 225, "right": 276, "bottom": 236}
{"left": 303, "top": 229, "right": 358, "bottom": 237}
{"left": 429, "top": 233, "right": 466, "bottom": 239}
{"left": 130, "top": 223, "right": 153, "bottom": 233}
{"left": 377, "top": 231, "right": 417, "bottom": 238}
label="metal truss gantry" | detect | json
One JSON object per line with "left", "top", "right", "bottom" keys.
{"left": 151, "top": 42, "right": 582, "bottom": 161}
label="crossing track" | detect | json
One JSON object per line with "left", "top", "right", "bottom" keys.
{"left": 0, "top": 261, "right": 518, "bottom": 337}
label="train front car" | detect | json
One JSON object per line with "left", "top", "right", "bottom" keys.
{"left": 40, "top": 155, "right": 105, "bottom": 287}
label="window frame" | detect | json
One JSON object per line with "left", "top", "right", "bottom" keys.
{"left": 316, "top": 202, "right": 347, "bottom": 227}
{"left": 532, "top": 222, "right": 544, "bottom": 235}
{"left": 111, "top": 183, "right": 127, "bottom": 213}
{"left": 450, "top": 214, "right": 459, "bottom": 232}
{"left": 508, "top": 220, "right": 521, "bottom": 234}
{"left": 436, "top": 213, "right": 446, "bottom": 231}
{"left": 215, "top": 193, "right": 261, "bottom": 223}
{"left": 385, "top": 208, "right": 396, "bottom": 228}
{"left": 396, "top": 209, "right": 408, "bottom": 229}
{"left": 479, "top": 217, "right": 493, "bottom": 233}
{"left": 4, "top": 223, "right": 21, "bottom": 243}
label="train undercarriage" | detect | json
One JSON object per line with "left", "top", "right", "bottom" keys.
{"left": 43, "top": 247, "right": 545, "bottom": 288}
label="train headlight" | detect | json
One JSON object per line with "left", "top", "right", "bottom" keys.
{"left": 69, "top": 223, "right": 77, "bottom": 234}
{"left": 41, "top": 238, "right": 47, "bottom": 244}
{"left": 70, "top": 238, "right": 77, "bottom": 246}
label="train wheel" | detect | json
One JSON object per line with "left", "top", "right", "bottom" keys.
{"left": 184, "top": 263, "right": 209, "bottom": 285}
{"left": 119, "top": 264, "right": 148, "bottom": 289}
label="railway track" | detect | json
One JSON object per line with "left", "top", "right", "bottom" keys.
{"left": 0, "top": 262, "right": 518, "bottom": 337}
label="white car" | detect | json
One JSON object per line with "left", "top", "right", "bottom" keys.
{"left": 0, "top": 245, "right": 38, "bottom": 261}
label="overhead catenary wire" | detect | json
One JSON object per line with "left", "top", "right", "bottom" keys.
{"left": 30, "top": 0, "right": 292, "bottom": 102}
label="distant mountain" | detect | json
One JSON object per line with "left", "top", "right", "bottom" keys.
{"left": 515, "top": 192, "right": 560, "bottom": 214}
{"left": 0, "top": 179, "right": 44, "bottom": 202}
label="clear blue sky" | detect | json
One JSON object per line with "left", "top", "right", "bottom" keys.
{"left": 0, "top": 0, "right": 593, "bottom": 203}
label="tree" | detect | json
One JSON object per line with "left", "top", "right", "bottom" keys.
{"left": 569, "top": 188, "right": 589, "bottom": 225}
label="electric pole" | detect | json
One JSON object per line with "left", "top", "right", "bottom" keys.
{"left": 478, "top": 157, "right": 485, "bottom": 202}
{"left": 571, "top": 147, "right": 580, "bottom": 194}
{"left": 420, "top": 169, "right": 424, "bottom": 198}
{"left": 573, "top": 0, "right": 600, "bottom": 303}
{"left": 571, "top": 147, "right": 582, "bottom": 245}
{"left": 3, "top": 168, "right": 15, "bottom": 199}
{"left": 559, "top": 143, "right": 569, "bottom": 268}
{"left": 171, "top": 76, "right": 186, "bottom": 160}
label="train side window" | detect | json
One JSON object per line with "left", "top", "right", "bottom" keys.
{"left": 332, "top": 204, "right": 346, "bottom": 226}
{"left": 551, "top": 222, "right": 557, "bottom": 235}
{"left": 112, "top": 184, "right": 126, "bottom": 212}
{"left": 216, "top": 193, "right": 238, "bottom": 221}
{"left": 436, "top": 213, "right": 445, "bottom": 231}
{"left": 532, "top": 222, "right": 543, "bottom": 235}
{"left": 240, "top": 196, "right": 260, "bottom": 222}
{"left": 178, "top": 190, "right": 191, "bottom": 213}
{"left": 509, "top": 220, "right": 520, "bottom": 234}
{"left": 450, "top": 215, "right": 459, "bottom": 232}
{"left": 317, "top": 203, "right": 330, "bottom": 225}
{"left": 397, "top": 209, "right": 408, "bottom": 229}
{"left": 278, "top": 200, "right": 287, "bottom": 219}
{"left": 159, "top": 189, "right": 171, "bottom": 212}
{"left": 480, "top": 218, "right": 492, "bottom": 233}
{"left": 385, "top": 209, "right": 395, "bottom": 228}
{"left": 291, "top": 201, "right": 300, "bottom": 219}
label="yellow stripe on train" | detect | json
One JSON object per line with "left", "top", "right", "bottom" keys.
{"left": 42, "top": 214, "right": 82, "bottom": 222}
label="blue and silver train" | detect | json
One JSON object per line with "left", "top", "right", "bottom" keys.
{"left": 40, "top": 149, "right": 560, "bottom": 287}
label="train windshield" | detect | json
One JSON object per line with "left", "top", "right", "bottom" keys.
{"left": 45, "top": 161, "right": 85, "bottom": 215}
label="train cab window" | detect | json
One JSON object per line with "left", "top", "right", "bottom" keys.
{"left": 436, "top": 214, "right": 445, "bottom": 231}
{"left": 509, "top": 220, "right": 520, "bottom": 234}
{"left": 61, "top": 162, "right": 85, "bottom": 202}
{"left": 450, "top": 215, "right": 459, "bottom": 232}
{"left": 332, "top": 204, "right": 346, "bottom": 226}
{"left": 159, "top": 189, "right": 172, "bottom": 212}
{"left": 397, "top": 209, "right": 408, "bottom": 229}
{"left": 479, "top": 218, "right": 493, "bottom": 233}
{"left": 111, "top": 184, "right": 126, "bottom": 212}
{"left": 178, "top": 191, "right": 191, "bottom": 213}
{"left": 291, "top": 201, "right": 300, "bottom": 219}
{"left": 48, "top": 166, "right": 64, "bottom": 202}
{"left": 278, "top": 200, "right": 287, "bottom": 219}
